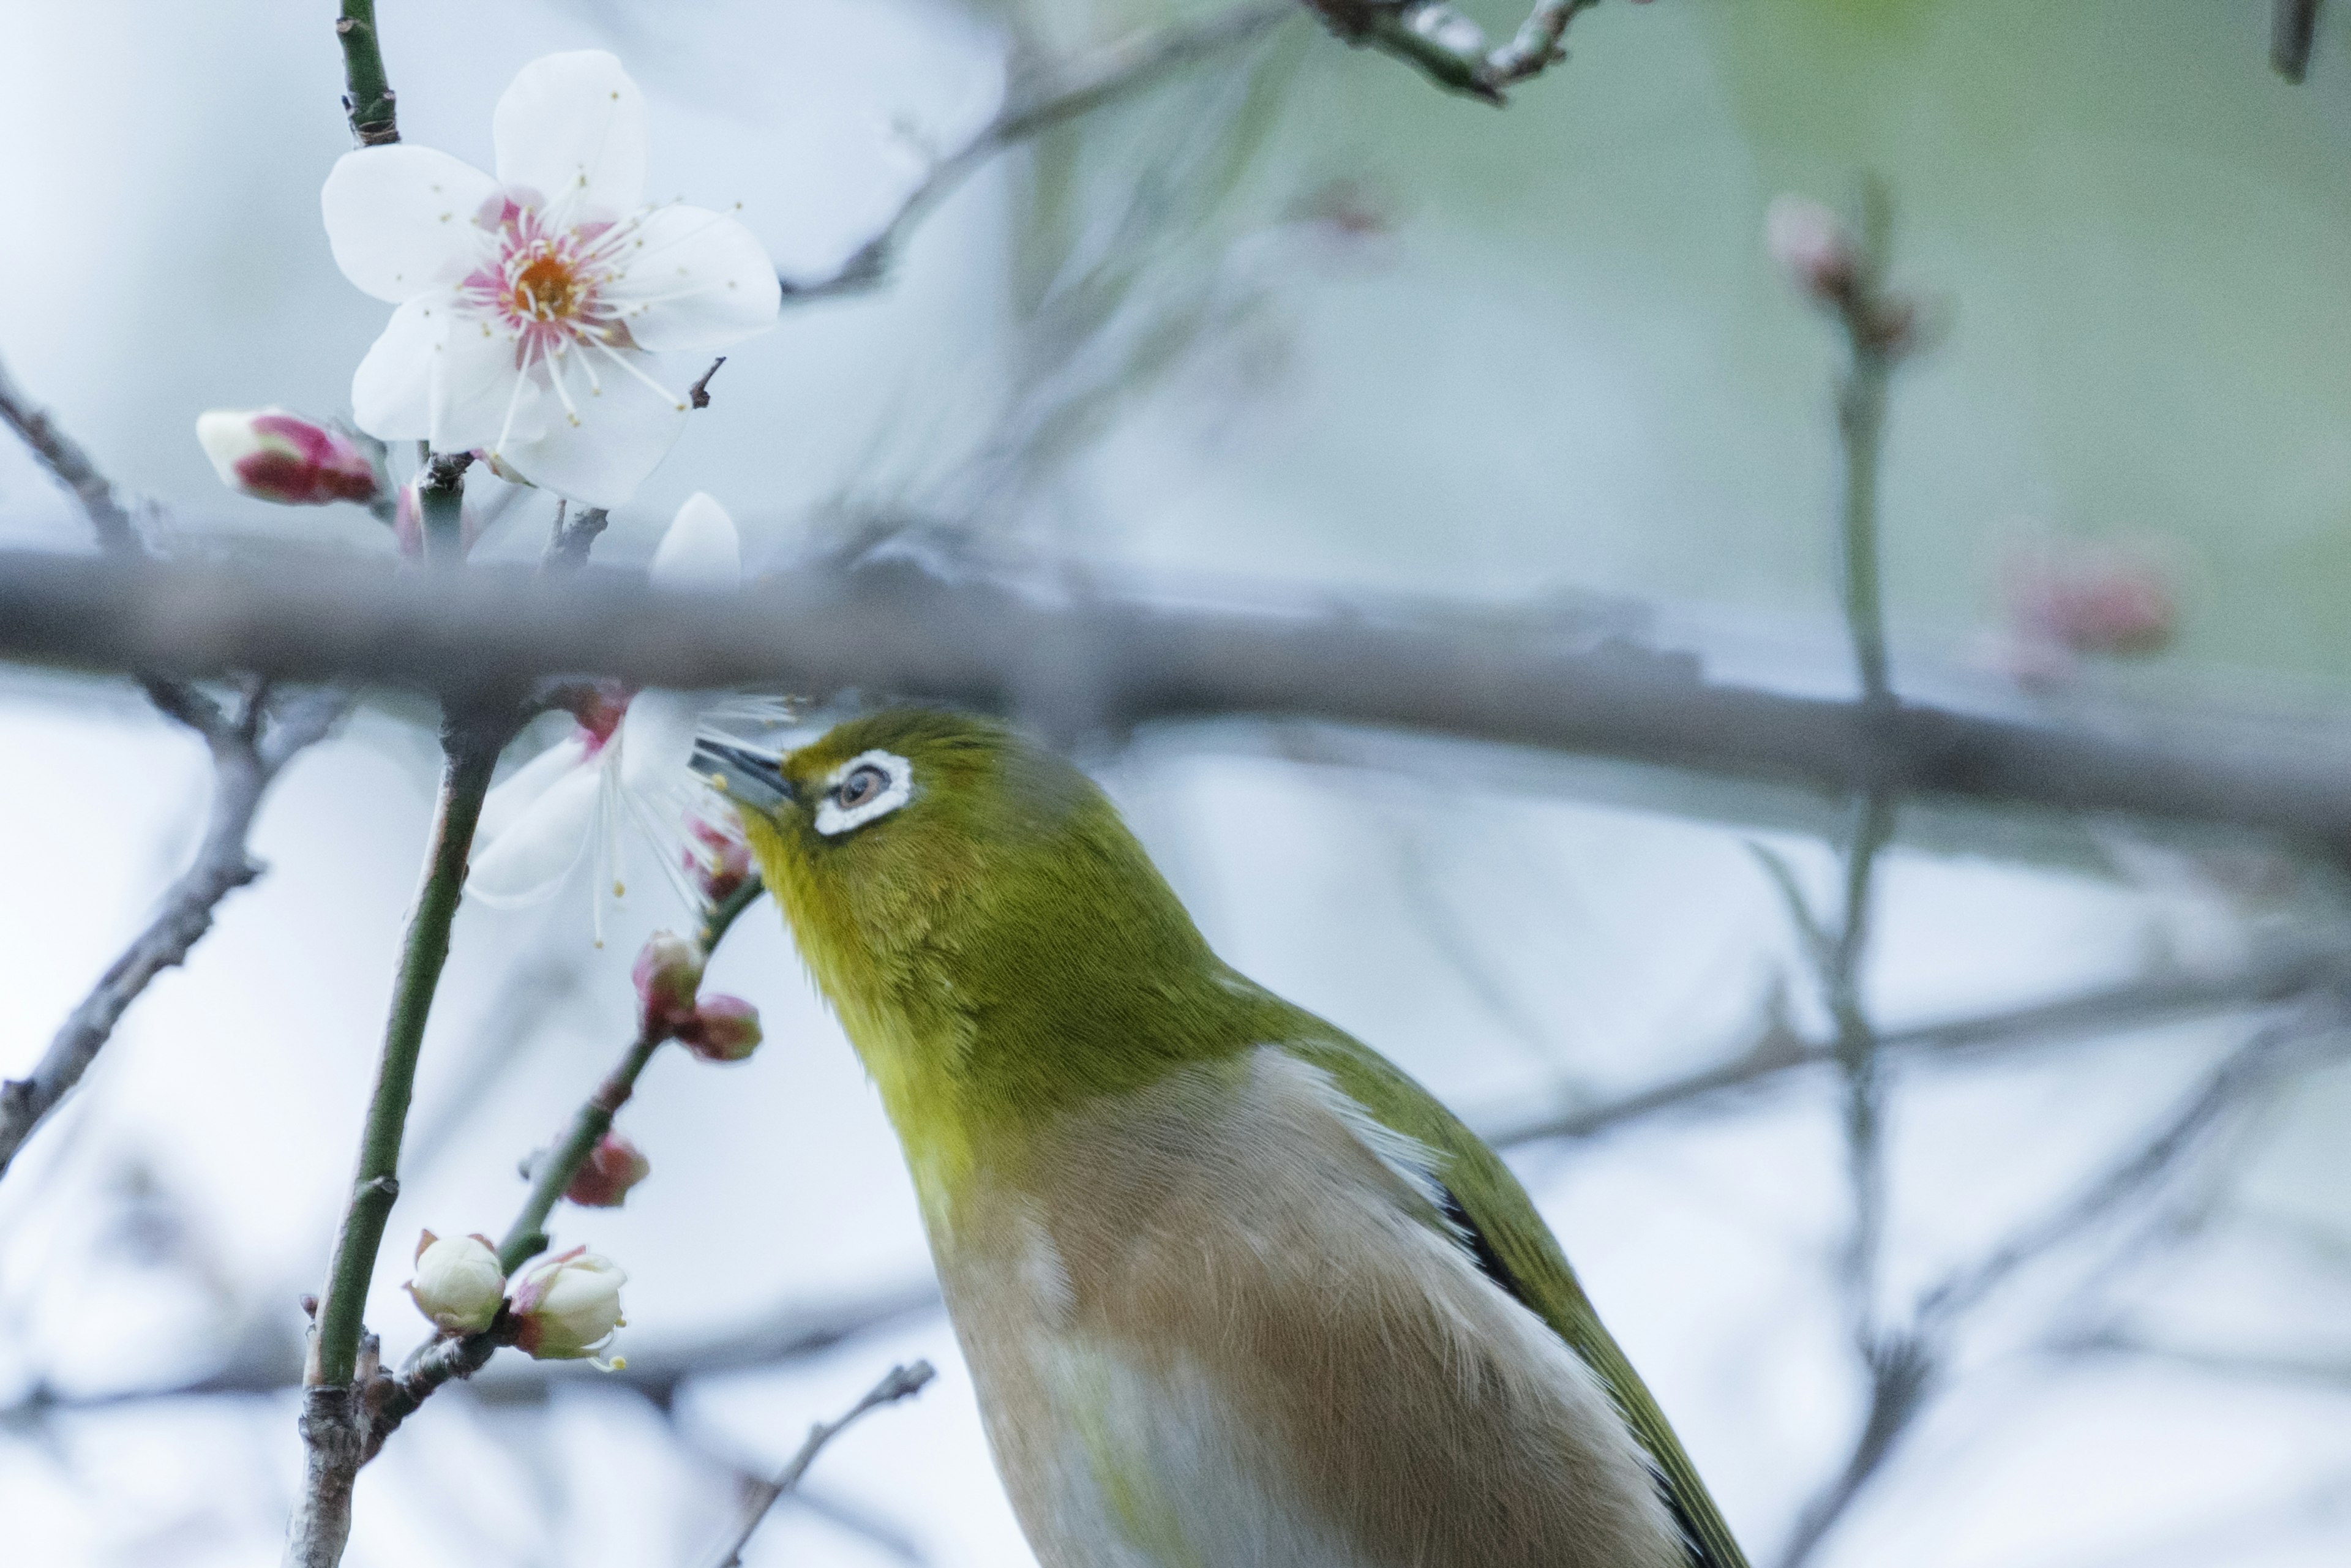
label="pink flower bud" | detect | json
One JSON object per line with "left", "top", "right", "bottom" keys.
{"left": 2003, "top": 543, "right": 2178, "bottom": 661}
{"left": 632, "top": 931, "right": 704, "bottom": 1039}
{"left": 404, "top": 1229, "right": 505, "bottom": 1334}
{"left": 677, "top": 994, "right": 762, "bottom": 1062}
{"left": 195, "top": 409, "right": 380, "bottom": 506}
{"left": 509, "top": 1246, "right": 626, "bottom": 1362}
{"left": 564, "top": 1131, "right": 651, "bottom": 1208}
{"left": 682, "top": 811, "right": 754, "bottom": 904}
{"left": 1765, "top": 195, "right": 1857, "bottom": 303}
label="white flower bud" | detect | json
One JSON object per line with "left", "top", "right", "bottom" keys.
{"left": 510, "top": 1247, "right": 627, "bottom": 1361}
{"left": 405, "top": 1229, "right": 506, "bottom": 1335}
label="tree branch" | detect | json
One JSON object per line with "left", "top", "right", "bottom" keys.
{"left": 334, "top": 1, "right": 399, "bottom": 145}
{"left": 780, "top": 1, "right": 1293, "bottom": 301}
{"left": 9, "top": 549, "right": 2351, "bottom": 852}
{"left": 0, "top": 354, "right": 349, "bottom": 1179}
{"left": 1482, "top": 940, "right": 2351, "bottom": 1146}
{"left": 288, "top": 703, "right": 512, "bottom": 1568}
{"left": 1307, "top": 0, "right": 1602, "bottom": 104}
{"left": 0, "top": 688, "right": 343, "bottom": 1180}
{"left": 708, "top": 1361, "right": 938, "bottom": 1568}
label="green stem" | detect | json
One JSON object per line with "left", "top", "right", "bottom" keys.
{"left": 1834, "top": 181, "right": 1895, "bottom": 708}
{"left": 310, "top": 710, "right": 507, "bottom": 1390}
{"left": 334, "top": 2, "right": 399, "bottom": 146}
{"left": 418, "top": 452, "right": 472, "bottom": 568}
{"left": 498, "top": 1032, "right": 660, "bottom": 1274}
{"left": 497, "top": 874, "right": 767, "bottom": 1274}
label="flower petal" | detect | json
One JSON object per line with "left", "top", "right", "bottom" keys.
{"left": 350, "top": 294, "right": 445, "bottom": 440}
{"left": 494, "top": 344, "right": 688, "bottom": 508}
{"left": 429, "top": 310, "right": 528, "bottom": 454}
{"left": 615, "top": 689, "right": 703, "bottom": 798}
{"left": 468, "top": 763, "right": 601, "bottom": 906}
{"left": 322, "top": 146, "right": 498, "bottom": 304}
{"left": 493, "top": 51, "right": 647, "bottom": 222}
{"left": 476, "top": 733, "right": 593, "bottom": 844}
{"left": 649, "top": 492, "right": 740, "bottom": 590}
{"left": 602, "top": 205, "right": 781, "bottom": 353}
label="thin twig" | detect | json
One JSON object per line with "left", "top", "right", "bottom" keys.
{"left": 541, "top": 506, "right": 610, "bottom": 574}
{"left": 688, "top": 358, "right": 726, "bottom": 409}
{"left": 418, "top": 451, "right": 472, "bottom": 568}
{"left": 334, "top": 1, "right": 400, "bottom": 144}
{"left": 1482, "top": 940, "right": 2351, "bottom": 1146}
{"left": 1771, "top": 1001, "right": 2350, "bottom": 1568}
{"left": 1308, "top": 0, "right": 1603, "bottom": 104}
{"left": 2274, "top": 0, "right": 2324, "bottom": 82}
{"left": 781, "top": 1, "right": 1292, "bottom": 301}
{"left": 0, "top": 356, "right": 348, "bottom": 1176}
{"left": 0, "top": 689, "right": 343, "bottom": 1180}
{"left": 709, "top": 1362, "right": 939, "bottom": 1568}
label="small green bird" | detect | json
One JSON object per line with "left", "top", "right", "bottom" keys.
{"left": 696, "top": 710, "right": 1746, "bottom": 1568}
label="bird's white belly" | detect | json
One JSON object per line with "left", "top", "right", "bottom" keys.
{"left": 981, "top": 1326, "right": 1375, "bottom": 1568}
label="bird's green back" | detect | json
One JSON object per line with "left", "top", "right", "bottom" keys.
{"left": 1284, "top": 1027, "right": 1750, "bottom": 1568}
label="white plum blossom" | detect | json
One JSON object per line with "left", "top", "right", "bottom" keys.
{"left": 320, "top": 51, "right": 780, "bottom": 507}
{"left": 509, "top": 1247, "right": 627, "bottom": 1363}
{"left": 405, "top": 1230, "right": 506, "bottom": 1334}
{"left": 468, "top": 492, "right": 778, "bottom": 932}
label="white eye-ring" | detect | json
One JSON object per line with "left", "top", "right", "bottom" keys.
{"left": 814, "top": 749, "right": 913, "bottom": 836}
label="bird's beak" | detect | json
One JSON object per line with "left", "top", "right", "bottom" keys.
{"left": 692, "top": 738, "right": 795, "bottom": 812}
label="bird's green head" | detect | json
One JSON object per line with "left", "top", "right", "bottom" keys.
{"left": 696, "top": 710, "right": 1268, "bottom": 1158}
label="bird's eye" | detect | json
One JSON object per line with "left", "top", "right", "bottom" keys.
{"left": 835, "top": 764, "right": 888, "bottom": 811}
{"left": 813, "top": 749, "right": 913, "bottom": 837}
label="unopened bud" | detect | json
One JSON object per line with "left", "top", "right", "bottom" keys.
{"left": 1766, "top": 195, "right": 1857, "bottom": 303}
{"left": 405, "top": 1229, "right": 505, "bottom": 1334}
{"left": 632, "top": 931, "right": 704, "bottom": 1038}
{"left": 2004, "top": 544, "right": 2178, "bottom": 660}
{"left": 196, "top": 409, "right": 380, "bottom": 506}
{"left": 510, "top": 1246, "right": 626, "bottom": 1362}
{"left": 565, "top": 1131, "right": 652, "bottom": 1209}
{"left": 683, "top": 812, "right": 754, "bottom": 904}
{"left": 677, "top": 994, "right": 762, "bottom": 1062}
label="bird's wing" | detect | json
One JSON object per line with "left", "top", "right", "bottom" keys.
{"left": 1286, "top": 1032, "right": 1752, "bottom": 1568}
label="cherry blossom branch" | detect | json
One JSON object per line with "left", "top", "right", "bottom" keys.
{"left": 1306, "top": 0, "right": 1602, "bottom": 104}
{"left": 12, "top": 547, "right": 2351, "bottom": 855}
{"left": 781, "top": 1, "right": 1293, "bottom": 301}
{"left": 339, "top": 873, "right": 768, "bottom": 1466}
{"left": 0, "top": 685, "right": 343, "bottom": 1180}
{"left": 290, "top": 702, "right": 514, "bottom": 1568}
{"left": 334, "top": 1, "right": 400, "bottom": 146}
{"left": 0, "top": 355, "right": 351, "bottom": 1178}
{"left": 710, "top": 1361, "right": 939, "bottom": 1568}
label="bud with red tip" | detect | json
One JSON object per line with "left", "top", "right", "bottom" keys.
{"left": 2004, "top": 543, "right": 2178, "bottom": 659}
{"left": 405, "top": 1229, "right": 505, "bottom": 1334}
{"left": 1765, "top": 195, "right": 1858, "bottom": 304}
{"left": 683, "top": 811, "right": 754, "bottom": 905}
{"left": 195, "top": 409, "right": 381, "bottom": 506}
{"left": 677, "top": 994, "right": 762, "bottom": 1063}
{"left": 564, "top": 1131, "right": 652, "bottom": 1208}
{"left": 510, "top": 1246, "right": 626, "bottom": 1362}
{"left": 632, "top": 931, "right": 704, "bottom": 1039}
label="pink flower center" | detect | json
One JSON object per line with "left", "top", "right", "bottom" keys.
{"left": 460, "top": 195, "right": 629, "bottom": 368}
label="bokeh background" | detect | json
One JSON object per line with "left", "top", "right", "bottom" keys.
{"left": 6, "top": 1, "right": 2351, "bottom": 1564}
